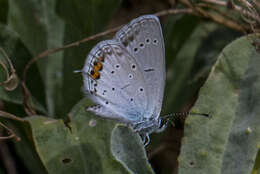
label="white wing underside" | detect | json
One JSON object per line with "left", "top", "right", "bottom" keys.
{"left": 82, "top": 15, "right": 165, "bottom": 125}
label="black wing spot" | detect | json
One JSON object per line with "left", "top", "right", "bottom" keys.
{"left": 139, "top": 42, "right": 144, "bottom": 48}
{"left": 121, "top": 84, "right": 130, "bottom": 90}
{"left": 128, "top": 74, "right": 133, "bottom": 79}
{"left": 144, "top": 68, "right": 155, "bottom": 72}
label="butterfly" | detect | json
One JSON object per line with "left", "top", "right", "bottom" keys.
{"left": 82, "top": 15, "right": 166, "bottom": 144}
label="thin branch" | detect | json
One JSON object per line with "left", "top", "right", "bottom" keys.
{"left": 155, "top": 8, "right": 193, "bottom": 17}
{"left": 197, "top": 3, "right": 240, "bottom": 24}
{"left": 0, "top": 110, "right": 24, "bottom": 122}
{"left": 180, "top": 0, "right": 247, "bottom": 31}
{"left": 0, "top": 122, "right": 20, "bottom": 141}
{"left": 201, "top": 0, "right": 260, "bottom": 24}
{"left": 0, "top": 48, "right": 18, "bottom": 90}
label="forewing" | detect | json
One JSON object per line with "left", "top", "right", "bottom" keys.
{"left": 114, "top": 15, "right": 166, "bottom": 119}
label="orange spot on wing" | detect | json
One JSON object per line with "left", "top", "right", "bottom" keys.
{"left": 93, "top": 61, "right": 103, "bottom": 71}
{"left": 89, "top": 70, "right": 100, "bottom": 80}
{"left": 93, "top": 71, "right": 100, "bottom": 79}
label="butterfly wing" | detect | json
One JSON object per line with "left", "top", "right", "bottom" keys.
{"left": 114, "top": 15, "right": 166, "bottom": 120}
{"left": 83, "top": 40, "right": 150, "bottom": 123}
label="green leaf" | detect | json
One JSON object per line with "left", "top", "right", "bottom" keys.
{"left": 111, "top": 125, "right": 155, "bottom": 174}
{"left": 8, "top": 0, "right": 64, "bottom": 116}
{"left": 178, "top": 35, "right": 260, "bottom": 174}
{"left": 20, "top": 98, "right": 153, "bottom": 173}
{"left": 12, "top": 120, "right": 48, "bottom": 174}
{"left": 0, "top": 24, "right": 46, "bottom": 113}
{"left": 252, "top": 149, "right": 260, "bottom": 174}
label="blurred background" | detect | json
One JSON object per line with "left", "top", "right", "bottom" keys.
{"left": 0, "top": 0, "right": 258, "bottom": 173}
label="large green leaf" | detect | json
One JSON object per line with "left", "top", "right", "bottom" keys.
{"left": 178, "top": 35, "right": 260, "bottom": 174}
{"left": 8, "top": 0, "right": 64, "bottom": 116}
{"left": 20, "top": 98, "right": 154, "bottom": 173}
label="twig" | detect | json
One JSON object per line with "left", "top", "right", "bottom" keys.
{"left": 201, "top": 0, "right": 260, "bottom": 24}
{"left": 0, "top": 110, "right": 24, "bottom": 122}
{"left": 0, "top": 48, "right": 18, "bottom": 91}
{"left": 197, "top": 3, "right": 240, "bottom": 23}
{"left": 155, "top": 8, "right": 193, "bottom": 17}
{"left": 0, "top": 122, "right": 20, "bottom": 141}
{"left": 180, "top": 0, "right": 246, "bottom": 31}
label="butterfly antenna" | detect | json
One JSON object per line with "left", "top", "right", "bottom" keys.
{"left": 162, "top": 111, "right": 210, "bottom": 123}
{"left": 161, "top": 111, "right": 210, "bottom": 128}
{"left": 163, "top": 112, "right": 210, "bottom": 119}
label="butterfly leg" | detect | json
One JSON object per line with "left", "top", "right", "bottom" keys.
{"left": 140, "top": 133, "right": 150, "bottom": 146}
{"left": 144, "top": 133, "right": 150, "bottom": 146}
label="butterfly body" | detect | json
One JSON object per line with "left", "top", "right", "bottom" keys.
{"left": 82, "top": 15, "right": 165, "bottom": 135}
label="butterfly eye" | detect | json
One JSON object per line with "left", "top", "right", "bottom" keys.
{"left": 131, "top": 64, "right": 136, "bottom": 70}
{"left": 134, "top": 47, "right": 138, "bottom": 53}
